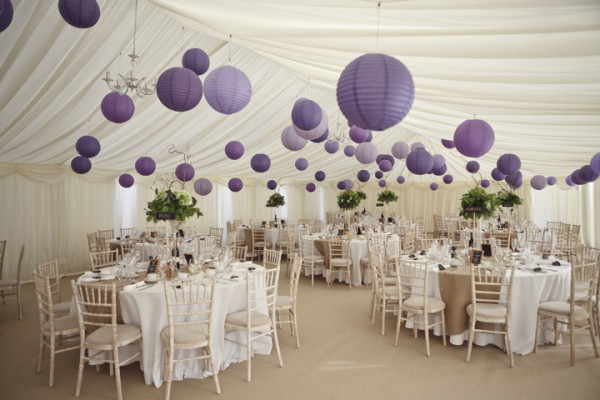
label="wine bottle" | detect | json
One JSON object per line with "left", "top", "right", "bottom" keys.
{"left": 468, "top": 232, "right": 474, "bottom": 248}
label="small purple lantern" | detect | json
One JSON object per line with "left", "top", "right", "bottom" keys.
{"left": 306, "top": 183, "right": 316, "bottom": 192}
{"left": 337, "top": 181, "right": 346, "bottom": 190}
{"left": 228, "top": 178, "right": 243, "bottom": 192}
{"left": 376, "top": 154, "right": 395, "bottom": 167}
{"left": 135, "top": 156, "right": 155, "bottom": 176}
{"left": 375, "top": 171, "right": 384, "bottom": 179}
{"left": 194, "top": 178, "right": 213, "bottom": 196}
{"left": 378, "top": 179, "right": 387, "bottom": 188}
{"left": 175, "top": 163, "right": 195, "bottom": 182}
{"left": 315, "top": 171, "right": 326, "bottom": 181}
{"left": 225, "top": 141, "right": 244, "bottom": 160}
{"left": 379, "top": 159, "right": 392, "bottom": 172}
{"left": 357, "top": 170, "right": 370, "bottom": 182}
{"left": 443, "top": 174, "right": 453, "bottom": 184}
{"left": 267, "top": 180, "right": 277, "bottom": 190}
{"left": 431, "top": 164, "right": 447, "bottom": 176}
{"left": 281, "top": 126, "right": 307, "bottom": 151}
{"left": 295, "top": 158, "right": 309, "bottom": 171}
{"left": 530, "top": 175, "right": 547, "bottom": 190}
{"left": 497, "top": 153, "right": 521, "bottom": 176}
{"left": 157, "top": 67, "right": 203, "bottom": 112}
{"left": 349, "top": 126, "right": 371, "bottom": 144}
{"left": 344, "top": 145, "right": 356, "bottom": 157}
{"left": 480, "top": 179, "right": 490, "bottom": 188}
{"left": 204, "top": 65, "right": 252, "bottom": 114}
{"left": 311, "top": 129, "right": 329, "bottom": 143}
{"left": 411, "top": 142, "right": 425, "bottom": 152}
{"left": 579, "top": 165, "right": 599, "bottom": 183}
{"left": 590, "top": 152, "right": 600, "bottom": 175}
{"left": 76, "top": 136, "right": 101, "bottom": 158}
{"left": 0, "top": 0, "right": 13, "bottom": 32}
{"left": 430, "top": 183, "right": 438, "bottom": 191}
{"left": 58, "top": 0, "right": 100, "bottom": 29}
{"left": 505, "top": 171, "right": 523, "bottom": 189}
{"left": 71, "top": 156, "right": 91, "bottom": 174}
{"left": 406, "top": 148, "right": 433, "bottom": 175}
{"left": 292, "top": 98, "right": 322, "bottom": 131}
{"left": 118, "top": 173, "right": 134, "bottom": 188}
{"left": 547, "top": 176, "right": 557, "bottom": 186}
{"left": 343, "top": 179, "right": 354, "bottom": 190}
{"left": 250, "top": 153, "right": 271, "bottom": 173}
{"left": 396, "top": 176, "right": 405, "bottom": 184}
{"left": 324, "top": 141, "right": 339, "bottom": 154}
{"left": 565, "top": 175, "right": 575, "bottom": 187}
{"left": 491, "top": 167, "right": 506, "bottom": 181}
{"left": 182, "top": 48, "right": 210, "bottom": 75}
{"left": 294, "top": 112, "right": 328, "bottom": 141}
{"left": 466, "top": 161, "right": 480, "bottom": 174}
{"left": 355, "top": 142, "right": 378, "bottom": 164}
{"left": 101, "top": 92, "right": 135, "bottom": 123}
{"left": 453, "top": 119, "right": 495, "bottom": 158}
{"left": 441, "top": 139, "right": 455, "bottom": 149}
{"left": 391, "top": 141, "right": 410, "bottom": 159}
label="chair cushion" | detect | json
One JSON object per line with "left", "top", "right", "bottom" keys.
{"left": 466, "top": 303, "right": 507, "bottom": 322}
{"left": 402, "top": 296, "right": 445, "bottom": 312}
{"left": 161, "top": 324, "right": 209, "bottom": 349}
{"left": 54, "top": 301, "right": 72, "bottom": 315}
{"left": 226, "top": 310, "right": 271, "bottom": 328}
{"left": 360, "top": 258, "right": 369, "bottom": 266}
{"left": 538, "top": 301, "right": 590, "bottom": 320}
{"left": 42, "top": 314, "right": 79, "bottom": 334}
{"left": 376, "top": 286, "right": 399, "bottom": 298}
{"left": 0, "top": 279, "right": 17, "bottom": 288}
{"left": 86, "top": 324, "right": 142, "bottom": 348}
{"left": 304, "top": 255, "right": 324, "bottom": 262}
{"left": 254, "top": 241, "right": 271, "bottom": 248}
{"left": 276, "top": 295, "right": 292, "bottom": 308}
{"left": 331, "top": 258, "right": 351, "bottom": 267}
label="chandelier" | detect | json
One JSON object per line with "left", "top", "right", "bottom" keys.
{"left": 102, "top": 0, "right": 155, "bottom": 97}
{"left": 327, "top": 118, "right": 348, "bottom": 144}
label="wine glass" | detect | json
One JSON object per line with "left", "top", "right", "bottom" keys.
{"left": 158, "top": 261, "right": 167, "bottom": 281}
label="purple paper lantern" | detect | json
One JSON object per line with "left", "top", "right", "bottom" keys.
{"left": 565, "top": 175, "right": 575, "bottom": 187}
{"left": 311, "top": 129, "right": 329, "bottom": 143}
{"left": 75, "top": 136, "right": 101, "bottom": 158}
{"left": 225, "top": 141, "right": 244, "bottom": 160}
{"left": 378, "top": 179, "right": 387, "bottom": 188}
{"left": 411, "top": 142, "right": 425, "bottom": 152}
{"left": 530, "top": 175, "right": 547, "bottom": 190}
{"left": 396, "top": 176, "right": 405, "bottom": 184}
{"left": 357, "top": 170, "right": 370, "bottom": 182}
{"left": 101, "top": 92, "right": 135, "bottom": 123}
{"left": 505, "top": 171, "right": 523, "bottom": 189}
{"left": 281, "top": 126, "right": 307, "bottom": 151}
{"left": 365, "top": 131, "right": 373, "bottom": 142}
{"left": 349, "top": 126, "right": 371, "bottom": 143}
{"left": 406, "top": 148, "right": 433, "bottom": 175}
{"left": 0, "top": 0, "right": 13, "bottom": 32}
{"left": 337, "top": 53, "right": 414, "bottom": 131}
{"left": 579, "top": 165, "right": 599, "bottom": 182}
{"left": 547, "top": 176, "right": 557, "bottom": 186}
{"left": 71, "top": 156, "right": 91, "bottom": 174}
{"left": 228, "top": 178, "right": 243, "bottom": 192}
{"left": 355, "top": 142, "right": 378, "bottom": 164}
{"left": 497, "top": 153, "right": 521, "bottom": 176}
{"left": 466, "top": 161, "right": 480, "bottom": 173}
{"left": 344, "top": 145, "right": 356, "bottom": 157}
{"left": 453, "top": 119, "right": 495, "bottom": 158}
{"left": 343, "top": 179, "right": 354, "bottom": 190}
{"left": 204, "top": 66, "right": 252, "bottom": 114}
{"left": 571, "top": 169, "right": 586, "bottom": 185}
{"left": 491, "top": 167, "right": 506, "bottom": 181}
{"left": 441, "top": 139, "right": 455, "bottom": 149}
{"left": 250, "top": 154, "right": 271, "bottom": 173}
{"left": 379, "top": 159, "right": 392, "bottom": 172}
{"left": 430, "top": 183, "right": 438, "bottom": 191}
{"left": 376, "top": 154, "right": 395, "bottom": 167}
{"left": 292, "top": 98, "right": 322, "bottom": 131}
{"left": 58, "top": 0, "right": 99, "bottom": 29}
{"left": 443, "top": 174, "right": 453, "bottom": 184}
{"left": 480, "top": 179, "right": 490, "bottom": 188}
{"left": 194, "top": 178, "right": 213, "bottom": 196}
{"left": 175, "top": 163, "right": 195, "bottom": 182}
{"left": 337, "top": 181, "right": 346, "bottom": 190}
{"left": 590, "top": 152, "right": 600, "bottom": 175}
{"left": 294, "top": 112, "right": 328, "bottom": 141}
{"left": 306, "top": 183, "right": 316, "bottom": 192}
{"left": 135, "top": 156, "right": 156, "bottom": 176}
{"left": 157, "top": 67, "right": 203, "bottom": 112}
{"left": 267, "top": 180, "right": 277, "bottom": 190}
{"left": 375, "top": 171, "right": 384, "bottom": 179}
{"left": 324, "top": 141, "right": 339, "bottom": 154}
{"left": 391, "top": 141, "right": 409, "bottom": 159}
{"left": 315, "top": 171, "right": 326, "bottom": 182}
{"left": 431, "top": 154, "right": 445, "bottom": 170}
{"left": 295, "top": 158, "right": 308, "bottom": 171}
{"left": 431, "top": 164, "right": 447, "bottom": 176}
{"left": 182, "top": 48, "right": 210, "bottom": 75}
{"left": 118, "top": 173, "right": 134, "bottom": 188}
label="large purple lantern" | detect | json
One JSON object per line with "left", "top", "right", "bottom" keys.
{"left": 306, "top": 183, "right": 316, "bottom": 192}
{"left": 101, "top": 92, "right": 135, "bottom": 123}
{"left": 71, "top": 156, "right": 91, "bottom": 174}
{"left": 530, "top": 175, "right": 547, "bottom": 190}
{"left": 225, "top": 141, "right": 244, "bottom": 160}
{"left": 344, "top": 145, "right": 355, "bottom": 157}
{"left": 337, "top": 53, "right": 414, "bottom": 131}
{"left": 157, "top": 67, "right": 203, "bottom": 112}
{"left": 349, "top": 126, "right": 371, "bottom": 143}
{"left": 357, "top": 170, "right": 370, "bottom": 182}
{"left": 396, "top": 176, "right": 405, "bottom": 184}
{"left": 466, "top": 161, "right": 480, "bottom": 174}
{"left": 295, "top": 158, "right": 309, "bottom": 171}
{"left": 76, "top": 136, "right": 101, "bottom": 158}
{"left": 579, "top": 165, "right": 599, "bottom": 182}
{"left": 443, "top": 174, "right": 453, "bottom": 184}
{"left": 441, "top": 139, "right": 455, "bottom": 149}
{"left": 118, "top": 173, "right": 134, "bottom": 188}
{"left": 292, "top": 98, "right": 322, "bottom": 131}
{"left": 324, "top": 141, "right": 339, "bottom": 154}
{"left": 0, "top": 0, "right": 13, "bottom": 32}
{"left": 135, "top": 156, "right": 155, "bottom": 176}
{"left": 58, "top": 0, "right": 100, "bottom": 29}
{"left": 315, "top": 171, "right": 326, "bottom": 181}
{"left": 294, "top": 112, "right": 328, "bottom": 141}
{"left": 491, "top": 167, "right": 506, "bottom": 181}
{"left": 406, "top": 148, "right": 433, "bottom": 175}
{"left": 228, "top": 178, "right": 243, "bottom": 192}
{"left": 379, "top": 160, "right": 392, "bottom": 172}
{"left": 391, "top": 141, "right": 409, "bottom": 159}
{"left": 547, "top": 176, "right": 557, "bottom": 186}
{"left": 175, "top": 163, "right": 195, "bottom": 182}
{"left": 497, "top": 153, "right": 521, "bottom": 176}
{"left": 267, "top": 180, "right": 277, "bottom": 190}
{"left": 204, "top": 66, "right": 252, "bottom": 114}
{"left": 453, "top": 119, "right": 495, "bottom": 158}
{"left": 355, "top": 142, "right": 378, "bottom": 164}
{"left": 250, "top": 153, "right": 271, "bottom": 173}
{"left": 182, "top": 48, "right": 210, "bottom": 75}
{"left": 430, "top": 183, "right": 438, "bottom": 191}
{"left": 590, "top": 152, "right": 600, "bottom": 175}
{"left": 281, "top": 126, "right": 307, "bottom": 151}
{"left": 194, "top": 178, "right": 213, "bottom": 196}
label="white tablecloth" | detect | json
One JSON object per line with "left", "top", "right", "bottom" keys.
{"left": 312, "top": 237, "right": 368, "bottom": 287}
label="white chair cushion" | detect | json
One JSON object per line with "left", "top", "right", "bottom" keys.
{"left": 331, "top": 258, "right": 351, "bottom": 266}
{"left": 304, "top": 255, "right": 324, "bottom": 262}
{"left": 376, "top": 286, "right": 399, "bottom": 298}
{"left": 226, "top": 310, "right": 271, "bottom": 328}
{"left": 466, "top": 303, "right": 507, "bottom": 321}
{"left": 161, "top": 324, "right": 209, "bottom": 349}
{"left": 403, "top": 296, "right": 445, "bottom": 312}
{"left": 54, "top": 301, "right": 72, "bottom": 315}
{"left": 538, "top": 301, "right": 590, "bottom": 320}
{"left": 276, "top": 295, "right": 292, "bottom": 308}
{"left": 360, "top": 257, "right": 369, "bottom": 266}
{"left": 86, "top": 324, "right": 142, "bottom": 348}
{"left": 42, "top": 314, "right": 79, "bottom": 334}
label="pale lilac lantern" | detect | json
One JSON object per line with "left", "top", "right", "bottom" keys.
{"left": 344, "top": 145, "right": 355, "bottom": 157}
{"left": 432, "top": 164, "right": 447, "bottom": 176}
{"left": 182, "top": 48, "right": 210, "bottom": 75}
{"left": 530, "top": 175, "right": 547, "bottom": 190}
{"left": 118, "top": 173, "right": 134, "bottom": 188}
{"left": 204, "top": 66, "right": 252, "bottom": 114}
{"left": 379, "top": 160, "right": 392, "bottom": 172}
{"left": 311, "top": 129, "right": 329, "bottom": 143}
{"left": 547, "top": 176, "right": 557, "bottom": 186}
{"left": 58, "top": 0, "right": 99, "bottom": 29}
{"left": 337, "top": 53, "right": 414, "bottom": 131}
{"left": 281, "top": 126, "right": 307, "bottom": 151}
{"left": 466, "top": 161, "right": 480, "bottom": 173}
{"left": 378, "top": 179, "right": 386, "bottom": 188}
{"left": 497, "top": 153, "right": 521, "bottom": 176}
{"left": 101, "top": 92, "right": 135, "bottom": 123}
{"left": 357, "top": 170, "right": 370, "bottom": 182}
{"left": 491, "top": 167, "right": 505, "bottom": 181}
{"left": 480, "top": 179, "right": 490, "bottom": 188}
{"left": 441, "top": 139, "right": 455, "bottom": 149}
{"left": 175, "top": 163, "right": 195, "bottom": 182}
{"left": 431, "top": 154, "right": 445, "bottom": 170}
{"left": 580, "top": 165, "right": 599, "bottom": 182}
{"left": 453, "top": 119, "right": 495, "bottom": 158}
{"left": 76, "top": 136, "right": 101, "bottom": 158}
{"left": 375, "top": 171, "right": 384, "bottom": 179}
{"left": 590, "top": 152, "right": 600, "bottom": 175}
{"left": 324, "top": 141, "right": 339, "bottom": 154}
{"left": 343, "top": 179, "right": 354, "bottom": 190}
{"left": 349, "top": 126, "right": 371, "bottom": 143}
{"left": 391, "top": 141, "right": 409, "bottom": 159}
{"left": 430, "top": 183, "right": 438, "bottom": 191}
{"left": 194, "top": 178, "right": 213, "bottom": 196}
{"left": 443, "top": 174, "right": 453, "bottom": 184}
{"left": 251, "top": 154, "right": 271, "bottom": 173}
{"left": 337, "top": 181, "right": 346, "bottom": 190}
{"left": 157, "top": 67, "right": 203, "bottom": 112}
{"left": 396, "top": 176, "right": 405, "bottom": 184}
{"left": 0, "top": 0, "right": 13, "bottom": 32}
{"left": 295, "top": 158, "right": 309, "bottom": 171}
{"left": 294, "top": 112, "right": 328, "bottom": 141}
{"left": 406, "top": 148, "right": 433, "bottom": 175}
{"left": 267, "top": 180, "right": 277, "bottom": 190}
{"left": 411, "top": 142, "right": 425, "bottom": 152}
{"left": 355, "top": 142, "right": 378, "bottom": 164}
{"left": 225, "top": 141, "right": 244, "bottom": 160}
{"left": 315, "top": 171, "right": 326, "bottom": 181}
{"left": 292, "top": 98, "right": 322, "bottom": 130}
{"left": 306, "top": 183, "right": 316, "bottom": 192}
{"left": 135, "top": 156, "right": 155, "bottom": 176}
{"left": 71, "top": 156, "right": 91, "bottom": 174}
{"left": 228, "top": 178, "right": 243, "bottom": 192}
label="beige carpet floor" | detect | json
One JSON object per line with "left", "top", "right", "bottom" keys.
{"left": 1, "top": 270, "right": 599, "bottom": 400}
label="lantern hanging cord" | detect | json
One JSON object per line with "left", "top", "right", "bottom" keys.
{"left": 133, "top": 0, "right": 138, "bottom": 55}
{"left": 228, "top": 34, "right": 232, "bottom": 63}
{"left": 376, "top": 1, "right": 381, "bottom": 47}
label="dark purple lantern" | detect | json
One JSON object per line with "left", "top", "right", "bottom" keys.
{"left": 295, "top": 158, "right": 309, "bottom": 171}
{"left": 432, "top": 164, "right": 447, "bottom": 176}
{"left": 453, "top": 119, "right": 495, "bottom": 158}
{"left": 375, "top": 171, "right": 384, "bottom": 179}
{"left": 497, "top": 153, "right": 521, "bottom": 176}
{"left": 565, "top": 175, "right": 575, "bottom": 187}
{"left": 530, "top": 175, "right": 547, "bottom": 190}
{"left": 71, "top": 156, "right": 91, "bottom": 174}
{"left": 204, "top": 65, "right": 252, "bottom": 114}
{"left": 324, "top": 141, "right": 339, "bottom": 154}
{"left": 75, "top": 136, "right": 101, "bottom": 158}
{"left": 157, "top": 67, "right": 203, "bottom": 112}
{"left": 101, "top": 92, "right": 135, "bottom": 123}
{"left": 225, "top": 141, "right": 244, "bottom": 160}
{"left": 396, "top": 176, "right": 405, "bottom": 184}
{"left": 547, "top": 176, "right": 557, "bottom": 186}
{"left": 135, "top": 156, "right": 156, "bottom": 176}
{"left": 357, "top": 170, "right": 370, "bottom": 182}
{"left": 343, "top": 179, "right": 354, "bottom": 190}
{"left": 491, "top": 167, "right": 506, "bottom": 181}
{"left": 337, "top": 53, "right": 414, "bottom": 131}
{"left": 391, "top": 141, "right": 409, "bottom": 159}
{"left": 118, "top": 173, "right": 134, "bottom": 188}
{"left": 267, "top": 180, "right": 277, "bottom": 190}
{"left": 250, "top": 153, "right": 271, "bottom": 173}
{"left": 406, "top": 148, "right": 433, "bottom": 175}
{"left": 228, "top": 178, "right": 243, "bottom": 192}
{"left": 505, "top": 171, "right": 523, "bottom": 189}
{"left": 430, "top": 183, "right": 438, "bottom": 191}
{"left": 306, "top": 183, "right": 316, "bottom": 192}
{"left": 0, "top": 0, "right": 13, "bottom": 32}
{"left": 281, "top": 126, "right": 307, "bottom": 151}
{"left": 355, "top": 142, "right": 378, "bottom": 164}
{"left": 182, "top": 48, "right": 210, "bottom": 75}
{"left": 344, "top": 145, "right": 355, "bottom": 157}
{"left": 292, "top": 98, "right": 322, "bottom": 131}
{"left": 349, "top": 126, "right": 370, "bottom": 144}
{"left": 441, "top": 139, "right": 455, "bottom": 149}
{"left": 194, "top": 178, "right": 213, "bottom": 196}
{"left": 378, "top": 179, "right": 387, "bottom": 188}
{"left": 480, "top": 179, "right": 490, "bottom": 188}
{"left": 337, "top": 181, "right": 346, "bottom": 190}
{"left": 376, "top": 154, "right": 395, "bottom": 167}
{"left": 58, "top": 0, "right": 100, "bottom": 29}
{"left": 379, "top": 159, "right": 392, "bottom": 172}
{"left": 443, "top": 174, "right": 453, "bottom": 184}
{"left": 175, "top": 163, "right": 195, "bottom": 182}
{"left": 590, "top": 152, "right": 600, "bottom": 175}
{"left": 466, "top": 161, "right": 480, "bottom": 174}
{"left": 315, "top": 171, "right": 326, "bottom": 182}
{"left": 580, "top": 165, "right": 599, "bottom": 182}
{"left": 571, "top": 169, "right": 586, "bottom": 185}
{"left": 311, "top": 129, "right": 329, "bottom": 143}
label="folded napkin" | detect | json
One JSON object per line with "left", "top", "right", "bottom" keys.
{"left": 100, "top": 275, "right": 115, "bottom": 280}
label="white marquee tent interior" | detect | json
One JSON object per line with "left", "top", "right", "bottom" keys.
{"left": 0, "top": 0, "right": 599, "bottom": 279}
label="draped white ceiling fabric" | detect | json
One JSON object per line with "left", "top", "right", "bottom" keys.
{"left": 1, "top": 0, "right": 599, "bottom": 184}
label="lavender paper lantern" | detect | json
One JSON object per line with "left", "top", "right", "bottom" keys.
{"left": 118, "top": 173, "right": 134, "bottom": 188}
{"left": 58, "top": 0, "right": 99, "bottom": 29}
{"left": 292, "top": 98, "right": 322, "bottom": 131}
{"left": 295, "top": 158, "right": 309, "bottom": 171}
{"left": 349, "top": 126, "right": 370, "bottom": 144}
{"left": 343, "top": 179, "right": 354, "bottom": 190}
{"left": 228, "top": 178, "right": 243, "bottom": 192}
{"left": 406, "top": 148, "right": 433, "bottom": 175}
{"left": 337, "top": 181, "right": 346, "bottom": 190}
{"left": 379, "top": 159, "right": 392, "bottom": 172}
{"left": 480, "top": 179, "right": 490, "bottom": 188}
{"left": 250, "top": 153, "right": 271, "bottom": 173}
{"left": 311, "top": 129, "right": 329, "bottom": 143}
{"left": 441, "top": 139, "right": 455, "bottom": 149}
{"left": 466, "top": 161, "right": 480, "bottom": 173}
{"left": 315, "top": 171, "right": 326, "bottom": 182}
{"left": 294, "top": 112, "right": 328, "bottom": 141}
{"left": 0, "top": 0, "right": 13, "bottom": 32}
{"left": 391, "top": 141, "right": 409, "bottom": 159}
{"left": 432, "top": 154, "right": 445, "bottom": 170}
{"left": 324, "top": 141, "right": 339, "bottom": 154}
{"left": 75, "top": 136, "right": 101, "bottom": 158}
{"left": 337, "top": 53, "right": 414, "bottom": 131}
{"left": 378, "top": 179, "right": 387, "bottom": 188}
{"left": 135, "top": 156, "right": 155, "bottom": 176}
{"left": 411, "top": 142, "right": 425, "bottom": 152}
{"left": 430, "top": 183, "right": 438, "bottom": 191}
{"left": 376, "top": 154, "right": 395, "bottom": 167}
{"left": 344, "top": 145, "right": 355, "bottom": 157}
{"left": 267, "top": 180, "right": 277, "bottom": 190}
{"left": 571, "top": 169, "right": 586, "bottom": 185}
{"left": 357, "top": 170, "right": 370, "bottom": 182}
{"left": 505, "top": 171, "right": 523, "bottom": 189}
{"left": 71, "top": 156, "right": 91, "bottom": 174}
{"left": 101, "top": 92, "right": 135, "bottom": 123}
{"left": 565, "top": 175, "right": 575, "bottom": 187}
{"left": 175, "top": 163, "right": 195, "bottom": 182}
{"left": 396, "top": 176, "right": 405, "bottom": 184}
{"left": 355, "top": 142, "right": 378, "bottom": 164}
{"left": 306, "top": 183, "right": 316, "bottom": 192}
{"left": 281, "top": 126, "right": 307, "bottom": 151}
{"left": 157, "top": 67, "right": 203, "bottom": 112}
{"left": 453, "top": 119, "right": 495, "bottom": 158}
{"left": 579, "top": 165, "right": 599, "bottom": 182}
{"left": 182, "top": 48, "right": 210, "bottom": 75}
{"left": 497, "top": 153, "right": 521, "bottom": 176}
{"left": 530, "top": 175, "right": 547, "bottom": 190}
{"left": 375, "top": 171, "right": 384, "bottom": 179}
{"left": 590, "top": 152, "right": 600, "bottom": 175}
{"left": 204, "top": 65, "right": 252, "bottom": 114}
{"left": 491, "top": 167, "right": 506, "bottom": 181}
{"left": 194, "top": 178, "right": 213, "bottom": 196}
{"left": 443, "top": 174, "right": 453, "bottom": 184}
{"left": 547, "top": 176, "right": 557, "bottom": 186}
{"left": 225, "top": 141, "right": 244, "bottom": 160}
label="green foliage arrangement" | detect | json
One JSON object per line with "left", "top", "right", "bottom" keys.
{"left": 146, "top": 189, "right": 203, "bottom": 223}
{"left": 497, "top": 189, "right": 523, "bottom": 206}
{"left": 356, "top": 190, "right": 367, "bottom": 200}
{"left": 266, "top": 192, "right": 285, "bottom": 207}
{"left": 459, "top": 187, "right": 502, "bottom": 219}
{"left": 337, "top": 190, "right": 362, "bottom": 209}
{"left": 377, "top": 189, "right": 398, "bottom": 204}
